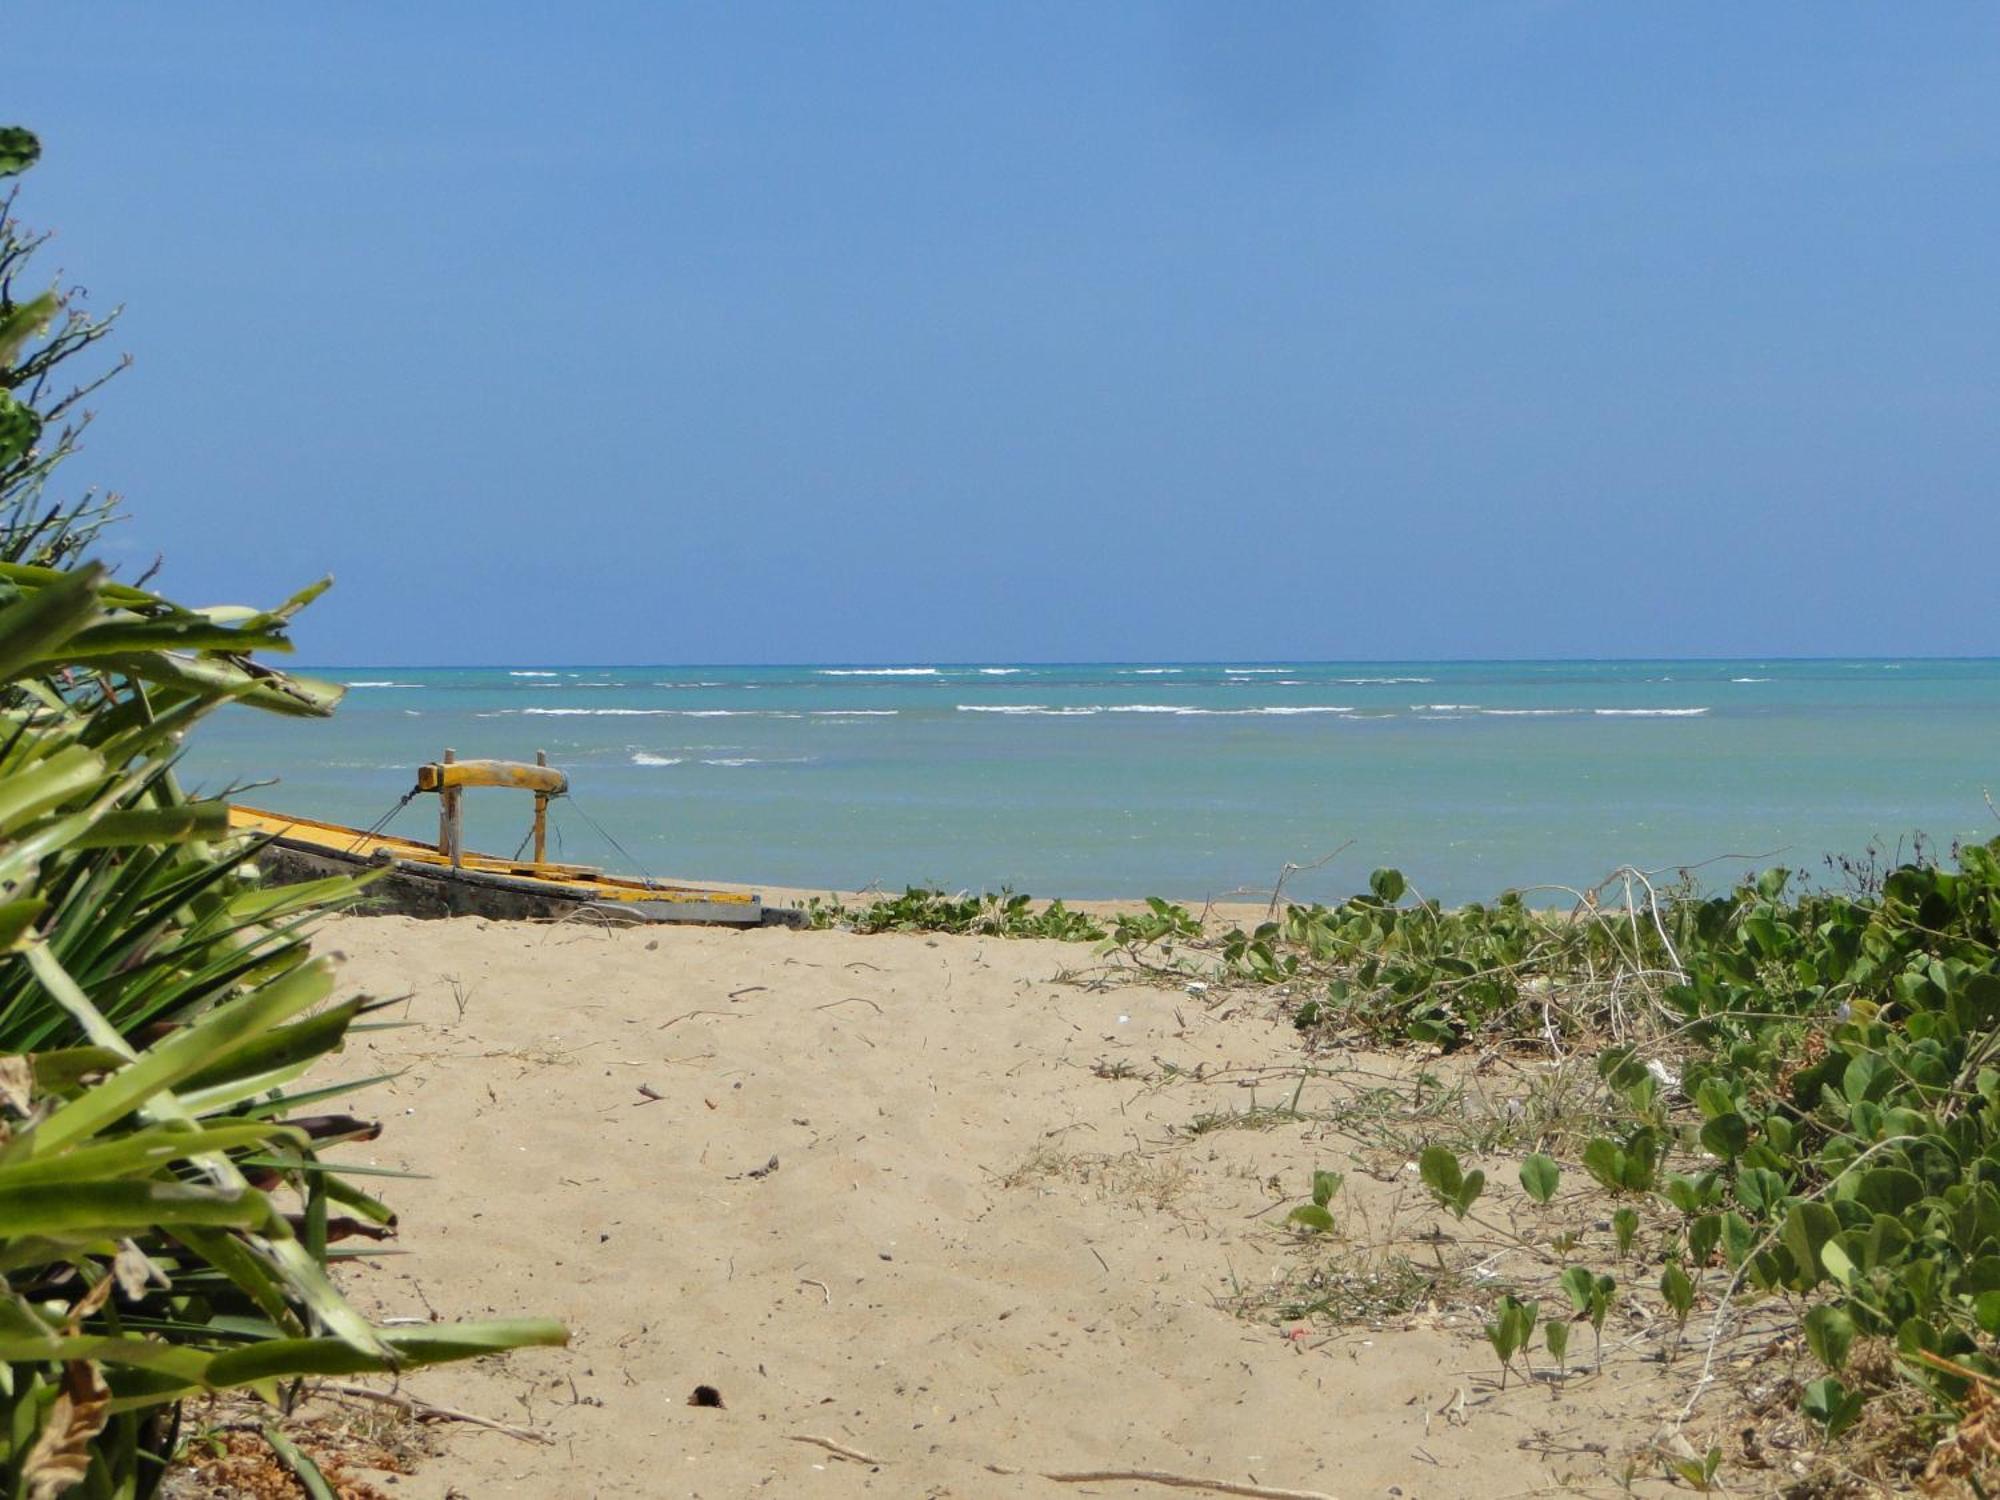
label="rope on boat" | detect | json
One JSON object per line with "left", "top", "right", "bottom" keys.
{"left": 341, "top": 786, "right": 422, "bottom": 855}
{"left": 345, "top": 780, "right": 659, "bottom": 893}
{"left": 559, "top": 793, "right": 663, "bottom": 892}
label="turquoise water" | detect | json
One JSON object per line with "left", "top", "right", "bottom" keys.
{"left": 187, "top": 661, "right": 2000, "bottom": 906}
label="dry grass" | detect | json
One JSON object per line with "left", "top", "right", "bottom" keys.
{"left": 159, "top": 1392, "right": 433, "bottom": 1500}
{"left": 999, "top": 1142, "right": 1201, "bottom": 1214}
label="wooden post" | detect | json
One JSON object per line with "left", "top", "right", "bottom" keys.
{"left": 532, "top": 749, "right": 549, "bottom": 864}
{"left": 440, "top": 748, "right": 463, "bottom": 869}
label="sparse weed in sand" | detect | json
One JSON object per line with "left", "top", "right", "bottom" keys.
{"left": 1229, "top": 1251, "right": 1451, "bottom": 1329}
{"left": 797, "top": 837, "right": 2000, "bottom": 1490}
{"left": 998, "top": 1144, "right": 1197, "bottom": 1214}
{"left": 1182, "top": 1099, "right": 1311, "bottom": 1137}
{"left": 807, "top": 886, "right": 1105, "bottom": 940}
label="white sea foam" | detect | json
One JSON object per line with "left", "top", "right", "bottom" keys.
{"left": 810, "top": 709, "right": 899, "bottom": 716}
{"left": 630, "top": 753, "right": 684, "bottom": 766}
{"left": 1416, "top": 714, "right": 1464, "bottom": 720}
{"left": 1730, "top": 677, "right": 1770, "bottom": 683}
{"left": 818, "top": 667, "right": 938, "bottom": 676}
{"left": 343, "top": 680, "right": 419, "bottom": 688}
{"left": 1416, "top": 704, "right": 1480, "bottom": 711}
{"left": 700, "top": 756, "right": 813, "bottom": 767}
{"left": 508, "top": 670, "right": 558, "bottom": 677}
{"left": 1122, "top": 668, "right": 1183, "bottom": 675}
{"left": 516, "top": 707, "right": 799, "bottom": 718}
{"left": 957, "top": 704, "right": 1096, "bottom": 715}
{"left": 1223, "top": 667, "right": 1286, "bottom": 674}
{"left": 957, "top": 704, "right": 1356, "bottom": 717}
{"left": 1595, "top": 707, "right": 1710, "bottom": 717}
{"left": 1334, "top": 676, "right": 1434, "bottom": 685}
{"left": 978, "top": 668, "right": 1023, "bottom": 675}
{"left": 1481, "top": 708, "right": 1582, "bottom": 716}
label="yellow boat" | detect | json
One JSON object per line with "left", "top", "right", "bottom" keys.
{"left": 229, "top": 750, "right": 793, "bottom": 927}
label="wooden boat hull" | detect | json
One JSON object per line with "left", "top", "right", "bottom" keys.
{"left": 229, "top": 805, "right": 795, "bottom": 927}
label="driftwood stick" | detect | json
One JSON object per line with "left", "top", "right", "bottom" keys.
{"left": 316, "top": 1381, "right": 549, "bottom": 1445}
{"left": 789, "top": 1433, "right": 885, "bottom": 1464}
{"left": 814, "top": 996, "right": 883, "bottom": 1015}
{"left": 1044, "top": 1470, "right": 1337, "bottom": 1500}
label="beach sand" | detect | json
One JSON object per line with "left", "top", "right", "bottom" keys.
{"left": 310, "top": 913, "right": 1691, "bottom": 1499}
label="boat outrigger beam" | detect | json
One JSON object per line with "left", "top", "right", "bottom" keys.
{"left": 228, "top": 747, "right": 797, "bottom": 927}
{"left": 417, "top": 748, "right": 567, "bottom": 868}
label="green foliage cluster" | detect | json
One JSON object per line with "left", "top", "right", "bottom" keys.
{"left": 0, "top": 130, "right": 559, "bottom": 1499}
{"left": 1217, "top": 866, "right": 1699, "bottom": 1047}
{"left": 1359, "top": 845, "right": 2000, "bottom": 1459}
{"left": 806, "top": 886, "right": 1105, "bottom": 941}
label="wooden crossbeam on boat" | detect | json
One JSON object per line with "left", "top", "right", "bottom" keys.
{"left": 229, "top": 749, "right": 798, "bottom": 927}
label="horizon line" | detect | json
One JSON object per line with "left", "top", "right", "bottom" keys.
{"left": 299, "top": 654, "right": 2000, "bottom": 671}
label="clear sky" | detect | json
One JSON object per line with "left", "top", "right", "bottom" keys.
{"left": 8, "top": 5, "right": 1998, "bottom": 663}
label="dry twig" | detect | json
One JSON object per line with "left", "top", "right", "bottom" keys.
{"left": 789, "top": 1434, "right": 885, "bottom": 1464}
{"left": 1041, "top": 1470, "right": 1336, "bottom": 1499}
{"left": 316, "top": 1382, "right": 548, "bottom": 1445}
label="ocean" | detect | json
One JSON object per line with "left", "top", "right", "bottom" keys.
{"left": 186, "top": 660, "right": 2000, "bottom": 907}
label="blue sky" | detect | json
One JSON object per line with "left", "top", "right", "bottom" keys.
{"left": 9, "top": 4, "right": 1998, "bottom": 663}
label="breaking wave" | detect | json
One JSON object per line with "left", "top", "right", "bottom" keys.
{"left": 956, "top": 704, "right": 1356, "bottom": 717}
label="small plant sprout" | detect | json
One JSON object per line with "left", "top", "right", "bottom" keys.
{"left": 1659, "top": 1260, "right": 1695, "bottom": 1358}
{"left": 1667, "top": 1445, "right": 1724, "bottom": 1493}
{"left": 1612, "top": 1205, "right": 1639, "bottom": 1259}
{"left": 1519, "top": 1153, "right": 1560, "bottom": 1205}
{"left": 1484, "top": 1294, "right": 1538, "bottom": 1389}
{"left": 1542, "top": 1315, "right": 1570, "bottom": 1383}
{"left": 1800, "top": 1376, "right": 1866, "bottom": 1444}
{"left": 1561, "top": 1266, "right": 1616, "bottom": 1372}
{"left": 1419, "top": 1145, "right": 1485, "bottom": 1219}
{"left": 1286, "top": 1169, "right": 1343, "bottom": 1234}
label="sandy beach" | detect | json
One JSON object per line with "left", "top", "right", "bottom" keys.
{"left": 294, "top": 911, "right": 1707, "bottom": 1500}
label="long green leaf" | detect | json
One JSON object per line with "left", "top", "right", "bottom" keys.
{"left": 0, "top": 743, "right": 107, "bottom": 836}
{"left": 93, "top": 652, "right": 344, "bottom": 718}
{"left": 5, "top": 955, "right": 334, "bottom": 1160}
{"left": 262, "top": 1424, "right": 338, "bottom": 1500}
{"left": 204, "top": 1319, "right": 568, "bottom": 1386}
{"left": 0, "top": 1334, "right": 212, "bottom": 1381}
{"left": 0, "top": 563, "right": 102, "bottom": 680}
{"left": 177, "top": 1000, "right": 364, "bottom": 1097}
{"left": 0, "top": 1180, "right": 267, "bottom": 1236}
{"left": 0, "top": 1122, "right": 305, "bottom": 1189}
{"left": 66, "top": 802, "right": 230, "bottom": 850}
